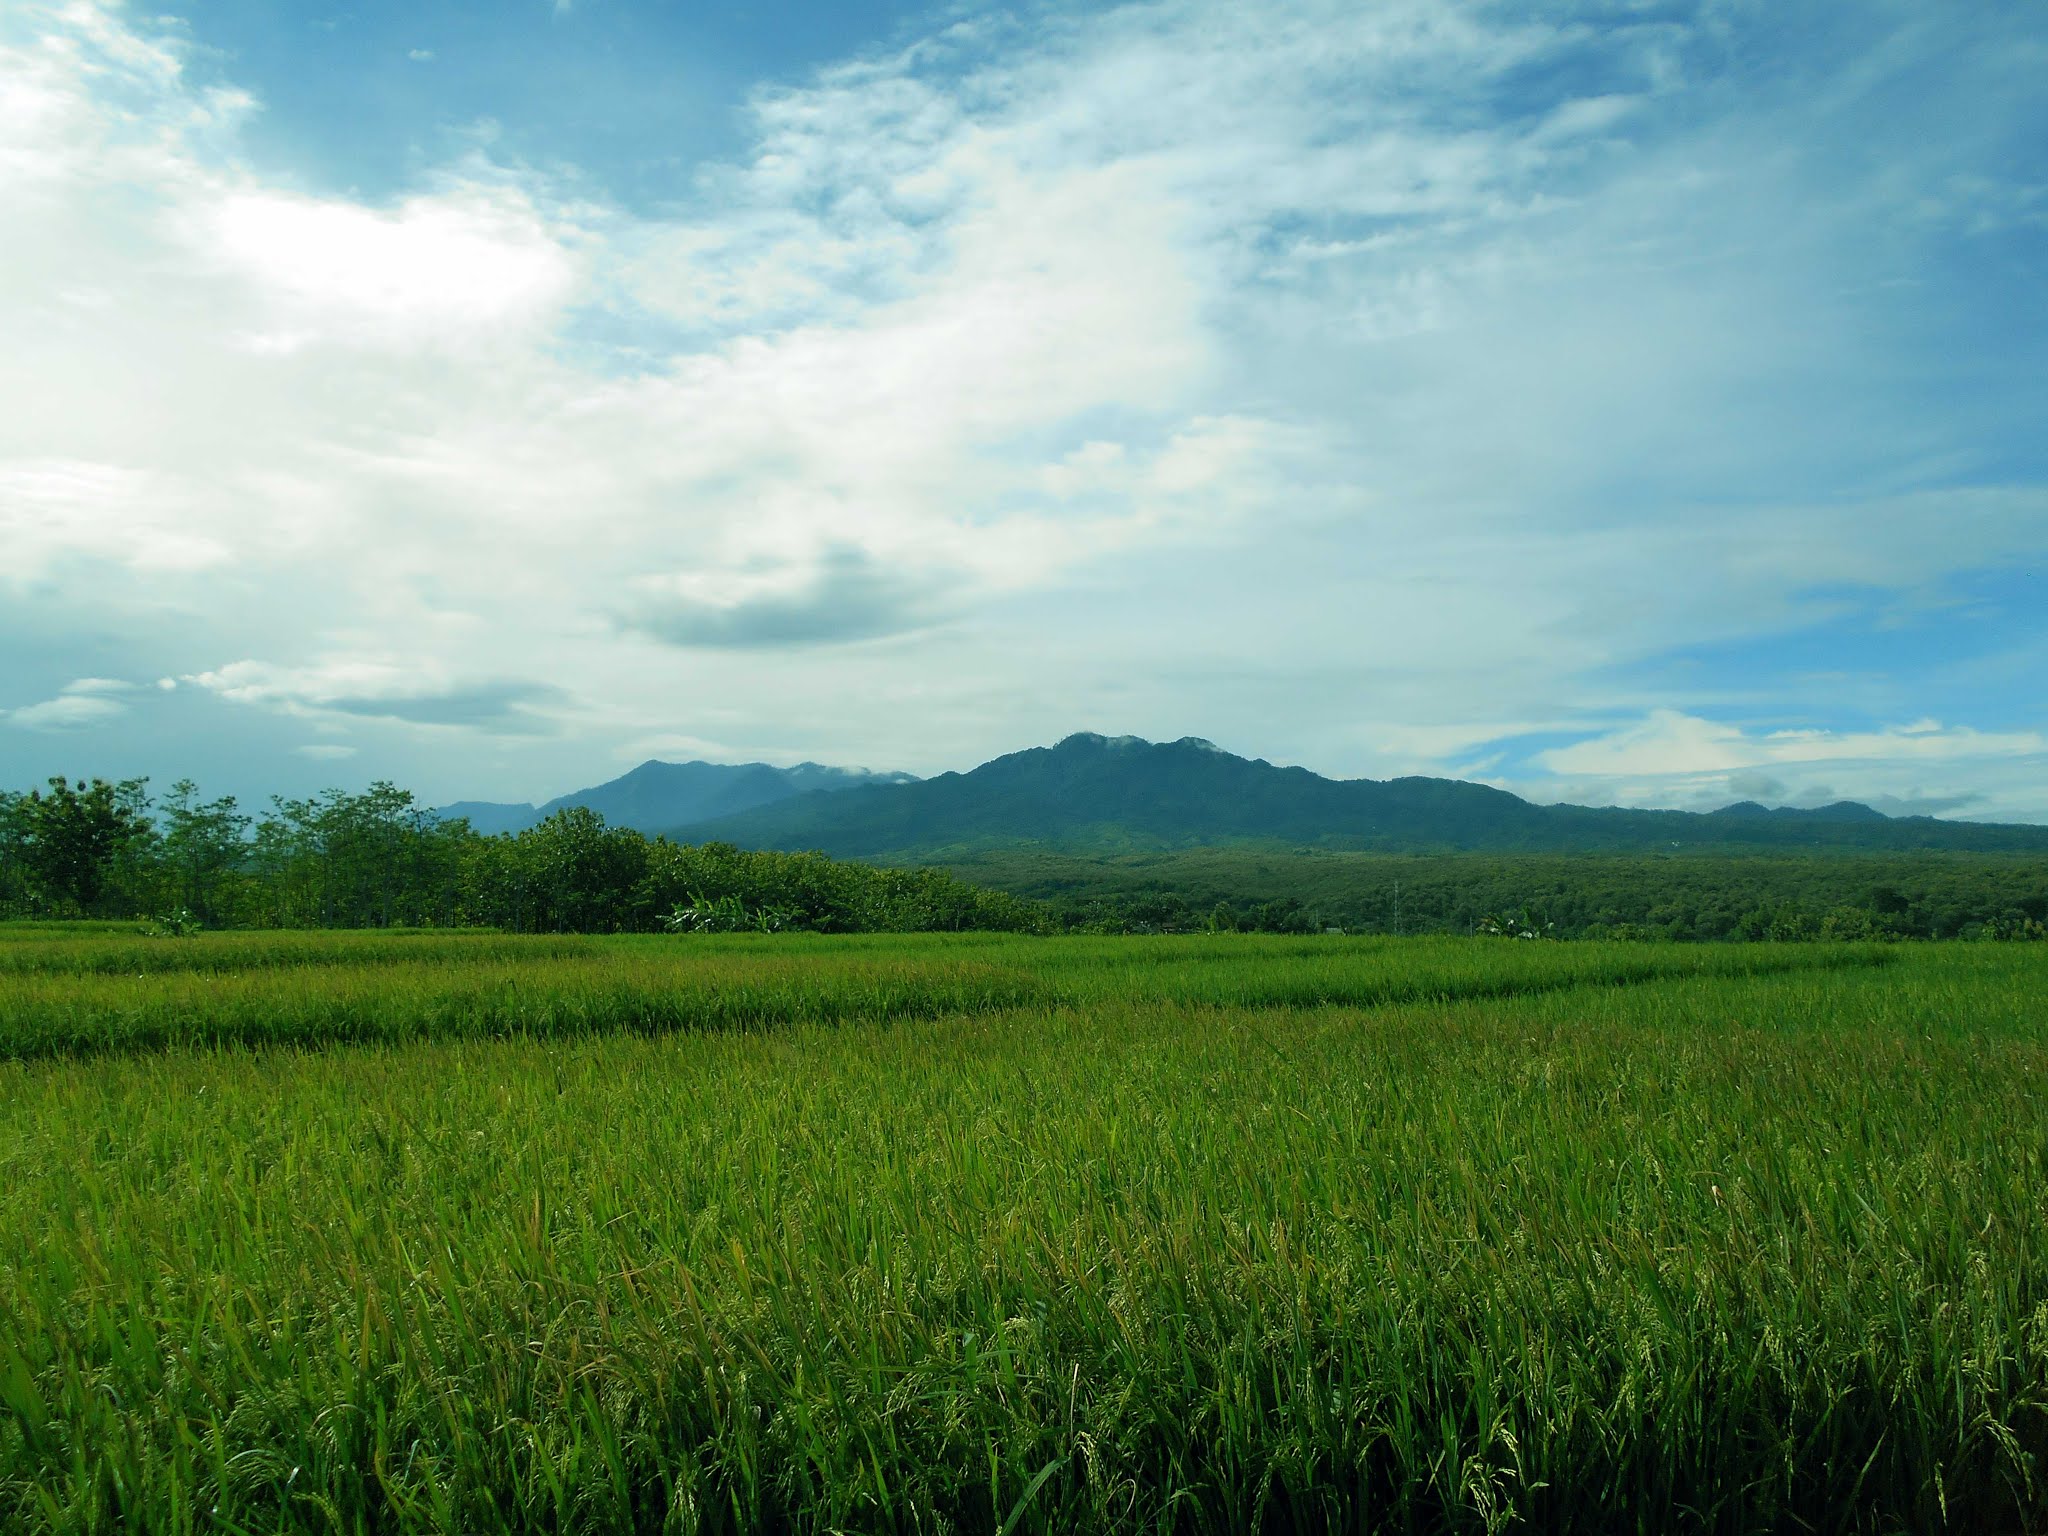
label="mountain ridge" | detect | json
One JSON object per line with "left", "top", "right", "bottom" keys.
{"left": 661, "top": 732, "right": 2048, "bottom": 856}
{"left": 434, "top": 757, "right": 918, "bottom": 837}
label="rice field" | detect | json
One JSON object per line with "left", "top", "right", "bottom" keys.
{"left": 1, "top": 926, "right": 2045, "bottom": 1532}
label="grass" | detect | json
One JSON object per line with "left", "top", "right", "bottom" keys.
{"left": 0, "top": 927, "right": 2044, "bottom": 1532}
{"left": 0, "top": 929, "right": 1887, "bottom": 1059}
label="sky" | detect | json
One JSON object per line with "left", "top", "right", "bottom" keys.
{"left": 2, "top": 0, "right": 2045, "bottom": 821}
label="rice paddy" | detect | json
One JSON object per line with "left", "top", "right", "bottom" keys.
{"left": 1, "top": 927, "right": 2044, "bottom": 1531}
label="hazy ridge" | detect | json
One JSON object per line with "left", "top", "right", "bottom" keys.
{"left": 668, "top": 732, "right": 2048, "bottom": 856}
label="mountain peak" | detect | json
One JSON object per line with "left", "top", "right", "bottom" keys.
{"left": 1056, "top": 732, "right": 1228, "bottom": 755}
{"left": 1804, "top": 800, "right": 1888, "bottom": 823}
{"left": 444, "top": 733, "right": 2045, "bottom": 858}
{"left": 435, "top": 755, "right": 915, "bottom": 837}
{"left": 1710, "top": 798, "right": 1888, "bottom": 823}
{"left": 1056, "top": 731, "right": 1151, "bottom": 751}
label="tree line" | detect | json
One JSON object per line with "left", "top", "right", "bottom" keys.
{"left": 7, "top": 774, "right": 2045, "bottom": 940}
{"left": 0, "top": 777, "right": 1044, "bottom": 933}
{"left": 958, "top": 847, "right": 2048, "bottom": 940}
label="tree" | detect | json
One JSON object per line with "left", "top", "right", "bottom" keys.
{"left": 249, "top": 783, "right": 469, "bottom": 929}
{"left": 20, "top": 776, "right": 154, "bottom": 915}
{"left": 516, "top": 807, "right": 650, "bottom": 932}
{"left": 159, "top": 778, "right": 251, "bottom": 924}
{"left": 0, "top": 791, "right": 30, "bottom": 914}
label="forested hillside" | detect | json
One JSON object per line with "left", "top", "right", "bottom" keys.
{"left": 684, "top": 732, "right": 2048, "bottom": 856}
{"left": 945, "top": 847, "right": 2048, "bottom": 941}
{"left": 433, "top": 757, "right": 918, "bottom": 837}
{"left": 5, "top": 772, "right": 2044, "bottom": 940}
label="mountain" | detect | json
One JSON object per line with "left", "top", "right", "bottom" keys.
{"left": 435, "top": 801, "right": 548, "bottom": 837}
{"left": 434, "top": 759, "right": 918, "bottom": 837}
{"left": 670, "top": 731, "right": 2048, "bottom": 857}
{"left": 1710, "top": 799, "right": 1889, "bottom": 823}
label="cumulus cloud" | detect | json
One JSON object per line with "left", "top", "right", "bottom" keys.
{"left": 1517, "top": 711, "right": 2048, "bottom": 822}
{"left": 60, "top": 677, "right": 138, "bottom": 696}
{"left": 8, "top": 696, "right": 126, "bottom": 731}
{"left": 1537, "top": 712, "right": 2047, "bottom": 780}
{"left": 0, "top": 0, "right": 2042, "bottom": 812}
{"left": 1540, "top": 712, "right": 2048, "bottom": 782}
{"left": 203, "top": 186, "right": 577, "bottom": 350}
{"left": 184, "top": 660, "right": 567, "bottom": 735}
{"left": 621, "top": 546, "right": 942, "bottom": 649}
{"left": 5, "top": 677, "right": 140, "bottom": 731}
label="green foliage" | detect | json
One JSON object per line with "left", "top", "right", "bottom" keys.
{"left": 155, "top": 778, "right": 248, "bottom": 924}
{"left": 251, "top": 781, "right": 470, "bottom": 928}
{"left": 949, "top": 846, "right": 2048, "bottom": 941}
{"left": 0, "top": 932, "right": 2044, "bottom": 1530}
{"left": 665, "top": 892, "right": 797, "bottom": 932}
{"left": 500, "top": 805, "right": 650, "bottom": 932}
{"left": 1984, "top": 911, "right": 2048, "bottom": 941}
{"left": 0, "top": 778, "right": 1047, "bottom": 936}
{"left": 10, "top": 777, "right": 154, "bottom": 916}
{"left": 637, "top": 841, "right": 1044, "bottom": 935}
{"left": 136, "top": 907, "right": 201, "bottom": 938}
{"left": 0, "top": 793, "right": 27, "bottom": 915}
{"left": 1475, "top": 907, "right": 1554, "bottom": 939}
{"left": 6, "top": 766, "right": 2045, "bottom": 946}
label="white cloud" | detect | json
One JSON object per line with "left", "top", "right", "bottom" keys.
{"left": 1538, "top": 711, "right": 2047, "bottom": 779}
{"left": 203, "top": 187, "right": 577, "bottom": 349}
{"left": 183, "top": 658, "right": 565, "bottom": 734}
{"left": 1371, "top": 719, "right": 1577, "bottom": 765}
{"left": 60, "top": 677, "right": 138, "bottom": 696}
{"left": 0, "top": 0, "right": 2042, "bottom": 814}
{"left": 8, "top": 696, "right": 126, "bottom": 731}
{"left": 0, "top": 461, "right": 233, "bottom": 581}
{"left": 6, "top": 677, "right": 141, "bottom": 731}
{"left": 1517, "top": 711, "right": 2048, "bottom": 821}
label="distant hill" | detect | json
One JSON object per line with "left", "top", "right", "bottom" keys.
{"left": 1710, "top": 800, "right": 1889, "bottom": 824}
{"left": 671, "top": 731, "right": 2048, "bottom": 857}
{"left": 434, "top": 758, "right": 918, "bottom": 837}
{"left": 434, "top": 801, "right": 547, "bottom": 837}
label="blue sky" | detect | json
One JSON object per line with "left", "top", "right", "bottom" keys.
{"left": 176, "top": 0, "right": 953, "bottom": 207}
{"left": 2, "top": 0, "right": 2044, "bottom": 819}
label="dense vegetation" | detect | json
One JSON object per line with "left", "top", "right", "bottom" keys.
{"left": 2, "top": 929, "right": 2045, "bottom": 1531}
{"left": 5, "top": 773, "right": 2046, "bottom": 943}
{"left": 0, "top": 777, "right": 1041, "bottom": 934}
{"left": 947, "top": 846, "right": 2048, "bottom": 941}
